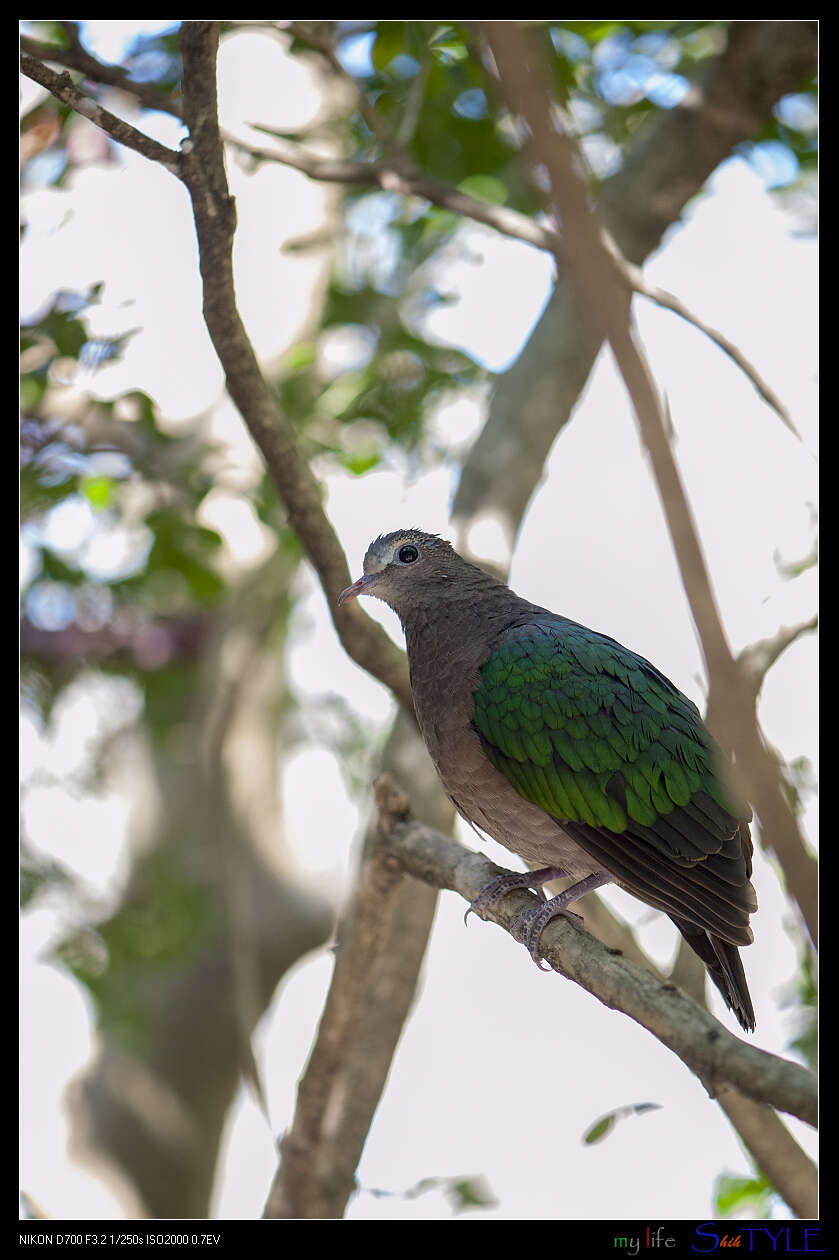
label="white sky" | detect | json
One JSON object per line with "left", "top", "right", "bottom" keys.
{"left": 20, "top": 23, "right": 817, "bottom": 1222}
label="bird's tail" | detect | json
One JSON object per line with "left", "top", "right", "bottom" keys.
{"left": 670, "top": 917, "right": 756, "bottom": 1033}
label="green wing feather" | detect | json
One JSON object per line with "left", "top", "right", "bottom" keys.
{"left": 473, "top": 621, "right": 737, "bottom": 839}
{"left": 473, "top": 618, "right": 756, "bottom": 1024}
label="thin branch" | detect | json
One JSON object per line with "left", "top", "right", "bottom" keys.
{"left": 776, "top": 541, "right": 818, "bottom": 581}
{"left": 481, "top": 20, "right": 817, "bottom": 949}
{"left": 453, "top": 22, "right": 816, "bottom": 546}
{"left": 226, "top": 127, "right": 557, "bottom": 246}
{"left": 224, "top": 126, "right": 798, "bottom": 441}
{"left": 176, "top": 24, "right": 413, "bottom": 712}
{"left": 20, "top": 33, "right": 181, "bottom": 117}
{"left": 395, "top": 54, "right": 432, "bottom": 146}
{"left": 284, "top": 21, "right": 398, "bottom": 153}
{"left": 57, "top": 20, "right": 83, "bottom": 49}
{"left": 22, "top": 29, "right": 800, "bottom": 446}
{"left": 373, "top": 775, "right": 817, "bottom": 1128}
{"left": 738, "top": 616, "right": 819, "bottom": 697}
{"left": 24, "top": 18, "right": 818, "bottom": 1215}
{"left": 20, "top": 52, "right": 182, "bottom": 171}
{"left": 250, "top": 19, "right": 801, "bottom": 438}
{"left": 615, "top": 252, "right": 804, "bottom": 443}
{"left": 22, "top": 32, "right": 414, "bottom": 712}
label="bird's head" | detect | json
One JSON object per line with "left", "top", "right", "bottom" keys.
{"left": 338, "top": 529, "right": 460, "bottom": 617}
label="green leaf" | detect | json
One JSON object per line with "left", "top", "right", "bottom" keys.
{"left": 372, "top": 22, "right": 408, "bottom": 73}
{"left": 319, "top": 372, "right": 369, "bottom": 418}
{"left": 564, "top": 21, "right": 626, "bottom": 43}
{"left": 20, "top": 375, "right": 46, "bottom": 413}
{"left": 135, "top": 510, "right": 225, "bottom": 608}
{"left": 457, "top": 174, "right": 509, "bottom": 206}
{"left": 81, "top": 474, "right": 115, "bottom": 511}
{"left": 583, "top": 1115, "right": 615, "bottom": 1145}
{"left": 40, "top": 306, "right": 88, "bottom": 358}
{"left": 582, "top": 1102, "right": 662, "bottom": 1145}
{"left": 391, "top": 1173, "right": 498, "bottom": 1213}
{"left": 337, "top": 449, "right": 381, "bottom": 476}
{"left": 20, "top": 467, "right": 78, "bottom": 518}
{"left": 714, "top": 1172, "right": 774, "bottom": 1218}
{"left": 430, "top": 37, "right": 468, "bottom": 64}
{"left": 281, "top": 341, "right": 317, "bottom": 372}
{"left": 39, "top": 550, "right": 86, "bottom": 585}
{"left": 445, "top": 1177, "right": 498, "bottom": 1213}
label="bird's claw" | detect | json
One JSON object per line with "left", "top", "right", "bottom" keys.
{"left": 464, "top": 871, "right": 546, "bottom": 927}
{"left": 465, "top": 867, "right": 587, "bottom": 969}
{"left": 510, "top": 904, "right": 585, "bottom": 969}
{"left": 465, "top": 867, "right": 565, "bottom": 928}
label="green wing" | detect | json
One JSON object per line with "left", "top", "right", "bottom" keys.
{"left": 473, "top": 620, "right": 737, "bottom": 837}
{"left": 473, "top": 617, "right": 756, "bottom": 1026}
{"left": 473, "top": 620, "right": 755, "bottom": 941}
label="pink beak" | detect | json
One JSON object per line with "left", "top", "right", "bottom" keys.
{"left": 338, "top": 573, "right": 378, "bottom": 606}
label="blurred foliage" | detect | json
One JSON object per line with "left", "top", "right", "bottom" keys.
{"left": 20, "top": 6, "right": 818, "bottom": 1045}
{"left": 21, "top": 14, "right": 817, "bottom": 745}
{"left": 581, "top": 1101, "right": 661, "bottom": 1145}
{"left": 55, "top": 847, "right": 217, "bottom": 1052}
{"left": 20, "top": 844, "right": 75, "bottom": 910}
{"left": 21, "top": 19, "right": 817, "bottom": 525}
{"left": 367, "top": 1172, "right": 498, "bottom": 1214}
{"left": 713, "top": 1169, "right": 775, "bottom": 1219}
{"left": 324, "top": 19, "right": 816, "bottom": 191}
{"left": 782, "top": 945, "right": 818, "bottom": 1073}
{"left": 780, "top": 753, "right": 818, "bottom": 824}
{"left": 20, "top": 289, "right": 223, "bottom": 722}
{"left": 20, "top": 20, "right": 816, "bottom": 1213}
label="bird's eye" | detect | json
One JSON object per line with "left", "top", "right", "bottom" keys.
{"left": 398, "top": 544, "right": 419, "bottom": 563}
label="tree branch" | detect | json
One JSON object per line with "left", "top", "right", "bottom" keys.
{"left": 175, "top": 22, "right": 412, "bottom": 712}
{"left": 615, "top": 253, "right": 803, "bottom": 443}
{"left": 714, "top": 1086, "right": 818, "bottom": 1219}
{"left": 481, "top": 19, "right": 817, "bottom": 949}
{"left": 263, "top": 819, "right": 409, "bottom": 1218}
{"left": 373, "top": 775, "right": 817, "bottom": 1128}
{"left": 454, "top": 20, "right": 817, "bottom": 548}
{"left": 738, "top": 617, "right": 819, "bottom": 698}
{"left": 372, "top": 771, "right": 816, "bottom": 1128}
{"left": 264, "top": 708, "right": 446, "bottom": 1219}
{"left": 23, "top": 28, "right": 804, "bottom": 476}
{"left": 284, "top": 21, "right": 399, "bottom": 154}
{"left": 24, "top": 19, "right": 817, "bottom": 1216}
{"left": 225, "top": 128, "right": 556, "bottom": 249}
{"left": 22, "top": 33, "right": 411, "bottom": 711}
{"left": 20, "top": 52, "right": 182, "bottom": 171}
{"left": 224, "top": 132, "right": 797, "bottom": 440}
{"left": 20, "top": 33, "right": 182, "bottom": 118}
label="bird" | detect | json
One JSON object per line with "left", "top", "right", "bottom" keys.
{"left": 339, "top": 528, "right": 757, "bottom": 1032}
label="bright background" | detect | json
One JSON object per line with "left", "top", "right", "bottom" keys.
{"left": 20, "top": 22, "right": 817, "bottom": 1221}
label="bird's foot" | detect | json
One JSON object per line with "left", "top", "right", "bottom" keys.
{"left": 509, "top": 873, "right": 612, "bottom": 969}
{"left": 510, "top": 901, "right": 585, "bottom": 970}
{"left": 464, "top": 866, "right": 569, "bottom": 928}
